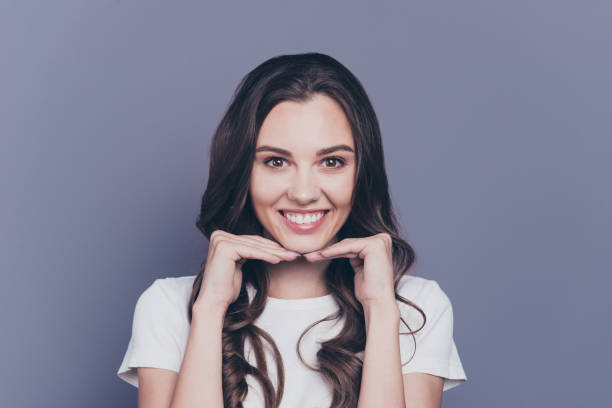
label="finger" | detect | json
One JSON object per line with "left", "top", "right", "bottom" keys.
{"left": 303, "top": 251, "right": 360, "bottom": 262}
{"left": 239, "top": 234, "right": 289, "bottom": 250}
{"left": 212, "top": 230, "right": 277, "bottom": 248}
{"left": 231, "top": 241, "right": 299, "bottom": 263}
{"left": 219, "top": 232, "right": 291, "bottom": 252}
{"left": 306, "top": 239, "right": 364, "bottom": 258}
{"left": 213, "top": 231, "right": 299, "bottom": 257}
{"left": 232, "top": 238, "right": 300, "bottom": 258}
{"left": 234, "top": 244, "right": 295, "bottom": 264}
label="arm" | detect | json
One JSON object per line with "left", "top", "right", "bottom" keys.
{"left": 357, "top": 301, "right": 405, "bottom": 408}
{"left": 138, "top": 367, "right": 178, "bottom": 408}
{"left": 169, "top": 299, "right": 226, "bottom": 408}
{"left": 402, "top": 373, "right": 443, "bottom": 408}
{"left": 356, "top": 301, "right": 444, "bottom": 408}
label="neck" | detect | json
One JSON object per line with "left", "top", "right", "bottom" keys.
{"left": 259, "top": 228, "right": 338, "bottom": 299}
{"left": 264, "top": 256, "right": 331, "bottom": 299}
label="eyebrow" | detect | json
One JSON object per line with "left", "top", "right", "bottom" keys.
{"left": 255, "top": 144, "right": 355, "bottom": 156}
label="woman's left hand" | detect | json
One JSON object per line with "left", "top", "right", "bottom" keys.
{"left": 303, "top": 233, "right": 396, "bottom": 308}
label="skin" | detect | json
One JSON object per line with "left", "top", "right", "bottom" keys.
{"left": 138, "top": 93, "right": 443, "bottom": 408}
{"left": 249, "top": 93, "right": 444, "bottom": 406}
{"left": 249, "top": 93, "right": 357, "bottom": 299}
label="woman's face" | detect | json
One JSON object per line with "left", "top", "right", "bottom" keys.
{"left": 250, "top": 93, "right": 356, "bottom": 254}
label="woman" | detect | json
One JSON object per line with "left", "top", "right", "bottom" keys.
{"left": 117, "top": 52, "right": 467, "bottom": 407}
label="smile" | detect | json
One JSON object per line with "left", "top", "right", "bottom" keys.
{"left": 277, "top": 210, "right": 330, "bottom": 233}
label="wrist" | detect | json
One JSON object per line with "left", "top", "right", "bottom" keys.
{"left": 362, "top": 297, "right": 399, "bottom": 314}
{"left": 363, "top": 300, "right": 400, "bottom": 328}
{"left": 193, "top": 296, "right": 229, "bottom": 318}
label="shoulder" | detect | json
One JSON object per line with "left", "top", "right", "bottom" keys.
{"left": 117, "top": 275, "right": 197, "bottom": 387}
{"left": 134, "top": 275, "right": 197, "bottom": 321}
{"left": 396, "top": 274, "right": 451, "bottom": 308}
{"left": 395, "top": 275, "right": 468, "bottom": 391}
{"left": 395, "top": 274, "right": 454, "bottom": 324}
{"left": 148, "top": 275, "right": 197, "bottom": 303}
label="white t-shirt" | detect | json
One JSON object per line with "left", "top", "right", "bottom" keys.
{"left": 117, "top": 274, "right": 467, "bottom": 406}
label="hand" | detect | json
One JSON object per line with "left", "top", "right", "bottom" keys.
{"left": 303, "top": 233, "right": 396, "bottom": 308}
{"left": 197, "top": 230, "right": 300, "bottom": 311}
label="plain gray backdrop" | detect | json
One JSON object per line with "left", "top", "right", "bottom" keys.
{"left": 1, "top": 1, "right": 610, "bottom": 407}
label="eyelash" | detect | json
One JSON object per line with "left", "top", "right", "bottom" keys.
{"left": 263, "top": 156, "right": 346, "bottom": 169}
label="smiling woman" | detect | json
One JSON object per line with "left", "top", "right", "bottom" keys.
{"left": 116, "top": 52, "right": 467, "bottom": 408}
{"left": 250, "top": 94, "right": 356, "bottom": 262}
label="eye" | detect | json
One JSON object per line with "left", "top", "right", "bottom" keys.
{"left": 322, "top": 156, "right": 345, "bottom": 168}
{"left": 262, "top": 156, "right": 346, "bottom": 169}
{"left": 263, "top": 157, "right": 288, "bottom": 168}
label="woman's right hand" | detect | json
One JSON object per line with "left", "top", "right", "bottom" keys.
{"left": 195, "top": 230, "right": 300, "bottom": 311}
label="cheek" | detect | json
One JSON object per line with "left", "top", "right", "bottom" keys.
{"left": 326, "top": 175, "right": 354, "bottom": 208}
{"left": 250, "top": 170, "right": 285, "bottom": 206}
{"left": 332, "top": 190, "right": 353, "bottom": 210}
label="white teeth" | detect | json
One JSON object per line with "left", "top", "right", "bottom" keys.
{"left": 284, "top": 211, "right": 326, "bottom": 225}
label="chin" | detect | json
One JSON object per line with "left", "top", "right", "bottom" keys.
{"left": 282, "top": 240, "right": 327, "bottom": 254}
{"left": 265, "top": 226, "right": 334, "bottom": 253}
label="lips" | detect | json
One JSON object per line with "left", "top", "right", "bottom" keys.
{"left": 278, "top": 209, "right": 329, "bottom": 216}
{"left": 277, "top": 209, "right": 330, "bottom": 233}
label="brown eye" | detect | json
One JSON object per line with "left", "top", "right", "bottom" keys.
{"left": 264, "top": 157, "right": 287, "bottom": 168}
{"left": 322, "top": 157, "right": 345, "bottom": 168}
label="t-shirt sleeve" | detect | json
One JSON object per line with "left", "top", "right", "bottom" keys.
{"left": 116, "top": 279, "right": 188, "bottom": 388}
{"left": 397, "top": 278, "right": 468, "bottom": 392}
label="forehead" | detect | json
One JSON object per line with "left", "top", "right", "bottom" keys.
{"left": 256, "top": 94, "right": 354, "bottom": 149}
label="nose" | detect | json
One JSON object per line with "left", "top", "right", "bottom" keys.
{"left": 286, "top": 168, "right": 321, "bottom": 205}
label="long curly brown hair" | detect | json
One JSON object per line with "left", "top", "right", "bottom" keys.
{"left": 187, "top": 52, "right": 426, "bottom": 407}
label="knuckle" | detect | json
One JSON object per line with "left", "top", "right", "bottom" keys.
{"left": 375, "top": 233, "right": 392, "bottom": 248}
{"left": 210, "top": 229, "right": 230, "bottom": 247}
{"left": 210, "top": 229, "right": 222, "bottom": 242}
{"left": 215, "top": 238, "right": 230, "bottom": 251}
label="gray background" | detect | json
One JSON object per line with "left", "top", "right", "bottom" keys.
{"left": 1, "top": 1, "right": 610, "bottom": 407}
